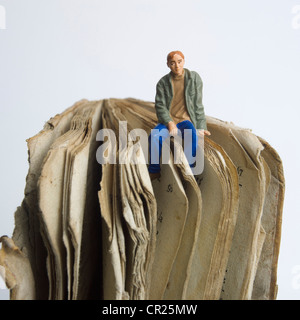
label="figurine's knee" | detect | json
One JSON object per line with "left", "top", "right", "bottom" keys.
{"left": 149, "top": 126, "right": 169, "bottom": 145}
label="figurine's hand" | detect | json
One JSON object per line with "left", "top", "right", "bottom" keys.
{"left": 168, "top": 121, "right": 178, "bottom": 135}
{"left": 198, "top": 129, "right": 211, "bottom": 137}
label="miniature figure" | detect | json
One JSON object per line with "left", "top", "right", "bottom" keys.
{"left": 148, "top": 51, "right": 211, "bottom": 180}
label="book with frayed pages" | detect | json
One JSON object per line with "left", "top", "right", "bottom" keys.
{"left": 0, "top": 98, "right": 285, "bottom": 300}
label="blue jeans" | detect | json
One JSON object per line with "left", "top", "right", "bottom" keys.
{"left": 148, "top": 120, "right": 198, "bottom": 173}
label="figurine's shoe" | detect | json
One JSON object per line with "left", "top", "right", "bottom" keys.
{"left": 149, "top": 172, "right": 161, "bottom": 181}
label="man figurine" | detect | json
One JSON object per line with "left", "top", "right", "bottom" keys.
{"left": 148, "top": 51, "right": 211, "bottom": 180}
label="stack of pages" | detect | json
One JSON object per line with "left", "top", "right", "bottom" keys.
{"left": 0, "top": 98, "right": 285, "bottom": 300}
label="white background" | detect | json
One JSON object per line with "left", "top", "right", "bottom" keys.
{"left": 0, "top": 0, "right": 299, "bottom": 300}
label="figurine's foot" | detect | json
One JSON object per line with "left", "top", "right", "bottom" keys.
{"left": 149, "top": 172, "right": 161, "bottom": 181}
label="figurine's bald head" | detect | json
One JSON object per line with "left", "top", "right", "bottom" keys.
{"left": 167, "top": 51, "right": 185, "bottom": 76}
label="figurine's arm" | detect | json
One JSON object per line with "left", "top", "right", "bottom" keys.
{"left": 194, "top": 74, "right": 206, "bottom": 129}
{"left": 155, "top": 80, "right": 173, "bottom": 126}
{"left": 194, "top": 73, "right": 211, "bottom": 136}
{"left": 167, "top": 121, "right": 178, "bottom": 135}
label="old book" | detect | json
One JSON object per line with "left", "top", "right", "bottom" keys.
{"left": 0, "top": 98, "right": 285, "bottom": 300}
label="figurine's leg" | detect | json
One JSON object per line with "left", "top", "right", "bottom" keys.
{"left": 148, "top": 123, "right": 169, "bottom": 173}
{"left": 177, "top": 120, "right": 198, "bottom": 167}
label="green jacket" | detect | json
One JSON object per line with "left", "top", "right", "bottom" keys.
{"left": 155, "top": 68, "right": 207, "bottom": 130}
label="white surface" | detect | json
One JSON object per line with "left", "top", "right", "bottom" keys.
{"left": 0, "top": 0, "right": 299, "bottom": 300}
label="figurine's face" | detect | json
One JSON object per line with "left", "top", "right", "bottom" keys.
{"left": 167, "top": 54, "right": 185, "bottom": 76}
